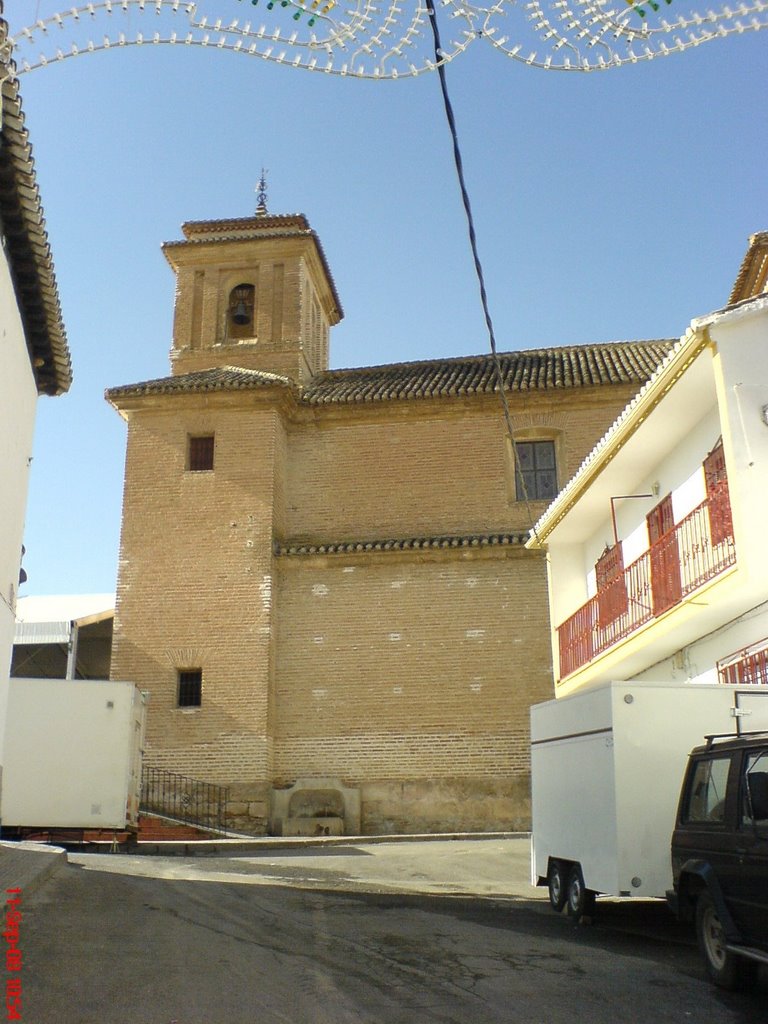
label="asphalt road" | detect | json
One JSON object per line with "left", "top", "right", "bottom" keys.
{"left": 17, "top": 840, "right": 768, "bottom": 1024}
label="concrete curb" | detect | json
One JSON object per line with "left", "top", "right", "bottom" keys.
{"left": 0, "top": 840, "right": 68, "bottom": 897}
{"left": 91, "top": 831, "right": 530, "bottom": 858}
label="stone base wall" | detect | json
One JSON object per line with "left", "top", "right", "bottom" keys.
{"left": 359, "top": 776, "right": 532, "bottom": 835}
{"left": 224, "top": 781, "right": 270, "bottom": 835}
{"left": 221, "top": 776, "right": 531, "bottom": 837}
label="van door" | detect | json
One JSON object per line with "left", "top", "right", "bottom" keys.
{"left": 733, "top": 691, "right": 768, "bottom": 736}
{"left": 732, "top": 748, "right": 768, "bottom": 944}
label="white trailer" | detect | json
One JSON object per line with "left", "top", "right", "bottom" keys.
{"left": 1, "top": 678, "right": 146, "bottom": 832}
{"left": 531, "top": 681, "right": 768, "bottom": 913}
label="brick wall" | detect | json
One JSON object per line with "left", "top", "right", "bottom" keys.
{"left": 284, "top": 387, "right": 639, "bottom": 542}
{"left": 273, "top": 549, "right": 551, "bottom": 832}
{"left": 111, "top": 380, "right": 643, "bottom": 834}
{"left": 168, "top": 236, "right": 331, "bottom": 383}
{"left": 111, "top": 401, "right": 282, "bottom": 800}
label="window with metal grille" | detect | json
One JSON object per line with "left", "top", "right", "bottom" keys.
{"left": 178, "top": 669, "right": 202, "bottom": 708}
{"left": 188, "top": 435, "right": 214, "bottom": 472}
{"left": 515, "top": 440, "right": 557, "bottom": 501}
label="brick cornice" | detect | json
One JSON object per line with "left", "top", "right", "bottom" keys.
{"left": 275, "top": 531, "right": 533, "bottom": 558}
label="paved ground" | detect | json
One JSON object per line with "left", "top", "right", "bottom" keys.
{"left": 12, "top": 837, "right": 768, "bottom": 1023}
{"left": 68, "top": 835, "right": 539, "bottom": 900}
{"left": 0, "top": 839, "right": 66, "bottom": 896}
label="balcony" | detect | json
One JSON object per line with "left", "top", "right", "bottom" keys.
{"left": 718, "top": 638, "right": 768, "bottom": 686}
{"left": 557, "top": 481, "right": 735, "bottom": 680}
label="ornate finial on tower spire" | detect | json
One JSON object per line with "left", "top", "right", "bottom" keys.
{"left": 255, "top": 169, "right": 268, "bottom": 216}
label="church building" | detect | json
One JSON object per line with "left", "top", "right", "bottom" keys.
{"left": 106, "top": 205, "right": 670, "bottom": 834}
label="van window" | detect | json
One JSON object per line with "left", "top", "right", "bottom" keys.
{"left": 684, "top": 757, "right": 730, "bottom": 823}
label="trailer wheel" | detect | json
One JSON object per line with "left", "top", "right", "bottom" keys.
{"left": 566, "top": 864, "right": 595, "bottom": 920}
{"left": 547, "top": 860, "right": 568, "bottom": 912}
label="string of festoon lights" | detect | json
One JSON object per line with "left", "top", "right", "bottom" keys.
{"left": 2, "top": 0, "right": 765, "bottom": 79}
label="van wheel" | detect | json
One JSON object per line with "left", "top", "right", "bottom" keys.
{"left": 695, "top": 893, "right": 757, "bottom": 990}
{"left": 566, "top": 864, "right": 596, "bottom": 920}
{"left": 547, "top": 860, "right": 568, "bottom": 912}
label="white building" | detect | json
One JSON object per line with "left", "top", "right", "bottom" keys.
{"left": 0, "top": 31, "right": 71, "bottom": 793}
{"left": 528, "top": 232, "right": 768, "bottom": 697}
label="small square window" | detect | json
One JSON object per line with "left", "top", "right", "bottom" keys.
{"left": 515, "top": 440, "right": 558, "bottom": 501}
{"left": 188, "top": 435, "right": 214, "bottom": 472}
{"left": 178, "top": 669, "right": 202, "bottom": 708}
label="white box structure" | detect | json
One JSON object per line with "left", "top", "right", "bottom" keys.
{"left": 2, "top": 678, "right": 146, "bottom": 830}
{"left": 531, "top": 681, "right": 768, "bottom": 899}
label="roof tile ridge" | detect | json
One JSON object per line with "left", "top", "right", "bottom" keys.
{"left": 318, "top": 338, "right": 672, "bottom": 379}
{"left": 219, "top": 364, "right": 293, "bottom": 385}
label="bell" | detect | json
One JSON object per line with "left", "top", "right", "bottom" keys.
{"left": 232, "top": 300, "right": 250, "bottom": 326}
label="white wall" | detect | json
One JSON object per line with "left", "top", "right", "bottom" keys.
{"left": 713, "top": 300, "right": 768, "bottom": 589}
{"left": 580, "top": 402, "right": 721, "bottom": 585}
{"left": 0, "top": 241, "right": 39, "bottom": 781}
{"left": 635, "top": 601, "right": 768, "bottom": 684}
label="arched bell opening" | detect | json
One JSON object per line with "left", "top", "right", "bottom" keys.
{"left": 228, "top": 283, "right": 255, "bottom": 338}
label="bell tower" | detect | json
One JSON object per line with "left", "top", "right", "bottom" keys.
{"left": 163, "top": 204, "right": 343, "bottom": 384}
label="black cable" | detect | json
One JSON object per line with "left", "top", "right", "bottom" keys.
{"left": 424, "top": 0, "right": 540, "bottom": 537}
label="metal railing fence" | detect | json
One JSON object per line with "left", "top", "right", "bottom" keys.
{"left": 718, "top": 639, "right": 768, "bottom": 686}
{"left": 140, "top": 766, "right": 229, "bottom": 833}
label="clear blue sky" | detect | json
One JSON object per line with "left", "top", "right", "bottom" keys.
{"left": 8, "top": 5, "right": 767, "bottom": 596}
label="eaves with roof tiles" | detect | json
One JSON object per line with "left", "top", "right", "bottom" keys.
{"left": 0, "top": 21, "right": 71, "bottom": 396}
{"left": 105, "top": 366, "right": 296, "bottom": 403}
{"left": 728, "top": 231, "right": 768, "bottom": 305}
{"left": 276, "top": 531, "right": 532, "bottom": 558}
{"left": 302, "top": 341, "right": 673, "bottom": 404}
{"left": 105, "top": 340, "right": 673, "bottom": 408}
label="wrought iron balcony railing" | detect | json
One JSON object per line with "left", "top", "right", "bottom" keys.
{"left": 718, "top": 638, "right": 768, "bottom": 686}
{"left": 557, "top": 484, "right": 735, "bottom": 680}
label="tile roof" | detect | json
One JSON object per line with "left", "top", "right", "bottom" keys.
{"left": 0, "top": 33, "right": 71, "bottom": 395}
{"left": 303, "top": 342, "right": 674, "bottom": 404}
{"left": 107, "top": 341, "right": 673, "bottom": 407}
{"left": 728, "top": 231, "right": 768, "bottom": 305}
{"left": 276, "top": 532, "right": 532, "bottom": 557}
{"left": 106, "top": 366, "right": 295, "bottom": 401}
{"left": 179, "top": 213, "right": 311, "bottom": 240}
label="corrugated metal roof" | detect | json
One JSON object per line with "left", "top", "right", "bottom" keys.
{"left": 14, "top": 620, "right": 72, "bottom": 646}
{"left": 14, "top": 594, "right": 115, "bottom": 645}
